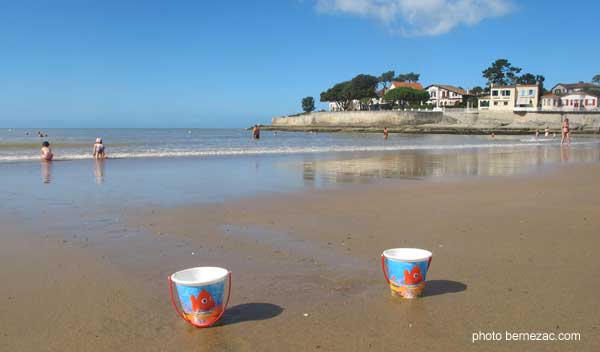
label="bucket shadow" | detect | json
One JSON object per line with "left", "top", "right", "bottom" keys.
{"left": 217, "top": 303, "right": 283, "bottom": 326}
{"left": 422, "top": 280, "right": 467, "bottom": 297}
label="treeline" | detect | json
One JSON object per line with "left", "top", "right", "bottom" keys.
{"left": 318, "top": 71, "right": 427, "bottom": 111}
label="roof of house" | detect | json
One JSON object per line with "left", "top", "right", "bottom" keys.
{"left": 541, "top": 93, "right": 560, "bottom": 98}
{"left": 552, "top": 82, "right": 599, "bottom": 90}
{"left": 561, "top": 91, "right": 600, "bottom": 98}
{"left": 491, "top": 84, "right": 539, "bottom": 89}
{"left": 390, "top": 81, "right": 424, "bottom": 90}
{"left": 425, "top": 84, "right": 468, "bottom": 96}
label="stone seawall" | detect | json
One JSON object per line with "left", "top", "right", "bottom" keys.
{"left": 271, "top": 111, "right": 443, "bottom": 127}
{"left": 269, "top": 110, "right": 600, "bottom": 134}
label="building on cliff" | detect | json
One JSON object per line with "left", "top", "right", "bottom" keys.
{"left": 551, "top": 82, "right": 599, "bottom": 95}
{"left": 487, "top": 84, "right": 540, "bottom": 111}
{"left": 425, "top": 84, "right": 469, "bottom": 107}
{"left": 542, "top": 92, "right": 600, "bottom": 111}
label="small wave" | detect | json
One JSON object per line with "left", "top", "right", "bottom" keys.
{"left": 0, "top": 141, "right": 597, "bottom": 163}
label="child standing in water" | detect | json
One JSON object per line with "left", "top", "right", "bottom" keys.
{"left": 41, "top": 141, "right": 53, "bottom": 161}
{"left": 383, "top": 127, "right": 389, "bottom": 140}
{"left": 92, "top": 138, "right": 106, "bottom": 159}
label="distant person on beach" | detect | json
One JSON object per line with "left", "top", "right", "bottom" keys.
{"left": 535, "top": 129, "right": 539, "bottom": 138}
{"left": 92, "top": 138, "right": 106, "bottom": 159}
{"left": 41, "top": 141, "right": 53, "bottom": 161}
{"left": 491, "top": 132, "right": 495, "bottom": 139}
{"left": 545, "top": 127, "right": 550, "bottom": 137}
{"left": 383, "top": 127, "right": 389, "bottom": 140}
{"left": 561, "top": 118, "right": 571, "bottom": 145}
{"left": 252, "top": 125, "right": 260, "bottom": 140}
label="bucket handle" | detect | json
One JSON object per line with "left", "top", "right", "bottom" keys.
{"left": 168, "top": 271, "right": 232, "bottom": 328}
{"left": 381, "top": 254, "right": 390, "bottom": 284}
{"left": 381, "top": 254, "right": 433, "bottom": 284}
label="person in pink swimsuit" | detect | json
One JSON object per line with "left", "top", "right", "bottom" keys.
{"left": 561, "top": 118, "right": 571, "bottom": 145}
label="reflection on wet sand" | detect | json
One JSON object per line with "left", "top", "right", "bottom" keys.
{"left": 41, "top": 161, "right": 52, "bottom": 184}
{"left": 300, "top": 145, "right": 600, "bottom": 185}
{"left": 94, "top": 159, "right": 105, "bottom": 184}
{"left": 561, "top": 145, "right": 571, "bottom": 162}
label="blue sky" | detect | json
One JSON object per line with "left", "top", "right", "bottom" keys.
{"left": 1, "top": 0, "right": 598, "bottom": 128}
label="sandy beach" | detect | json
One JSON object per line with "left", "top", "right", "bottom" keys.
{"left": 1, "top": 160, "right": 599, "bottom": 351}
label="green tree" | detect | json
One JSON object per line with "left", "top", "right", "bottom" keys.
{"left": 320, "top": 74, "right": 378, "bottom": 111}
{"left": 592, "top": 74, "right": 600, "bottom": 85}
{"left": 482, "top": 59, "right": 522, "bottom": 86}
{"left": 320, "top": 81, "right": 351, "bottom": 110}
{"left": 301, "top": 96, "right": 315, "bottom": 113}
{"left": 394, "top": 72, "right": 420, "bottom": 83}
{"left": 470, "top": 86, "right": 484, "bottom": 95}
{"left": 384, "top": 87, "right": 429, "bottom": 108}
{"left": 516, "top": 73, "right": 536, "bottom": 84}
{"left": 405, "top": 72, "right": 420, "bottom": 82}
{"left": 346, "top": 74, "right": 379, "bottom": 101}
{"left": 379, "top": 70, "right": 395, "bottom": 91}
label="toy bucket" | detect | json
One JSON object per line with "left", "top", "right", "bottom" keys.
{"left": 381, "top": 248, "right": 432, "bottom": 298}
{"left": 169, "top": 267, "right": 231, "bottom": 327}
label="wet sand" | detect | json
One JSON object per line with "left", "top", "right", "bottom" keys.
{"left": 1, "top": 164, "right": 600, "bottom": 351}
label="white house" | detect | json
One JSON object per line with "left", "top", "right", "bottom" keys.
{"left": 425, "top": 84, "right": 468, "bottom": 107}
{"left": 540, "top": 93, "right": 562, "bottom": 110}
{"left": 551, "top": 82, "right": 599, "bottom": 95}
{"left": 560, "top": 92, "right": 599, "bottom": 110}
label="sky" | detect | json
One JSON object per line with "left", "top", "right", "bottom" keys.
{"left": 1, "top": 0, "right": 599, "bottom": 128}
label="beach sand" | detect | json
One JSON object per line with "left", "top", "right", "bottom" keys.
{"left": 1, "top": 163, "right": 599, "bottom": 351}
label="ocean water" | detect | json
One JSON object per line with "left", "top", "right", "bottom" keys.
{"left": 1, "top": 128, "right": 599, "bottom": 163}
{"left": 2, "top": 128, "right": 600, "bottom": 233}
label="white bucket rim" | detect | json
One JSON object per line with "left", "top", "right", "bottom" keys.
{"left": 383, "top": 248, "right": 432, "bottom": 262}
{"left": 170, "top": 266, "right": 229, "bottom": 286}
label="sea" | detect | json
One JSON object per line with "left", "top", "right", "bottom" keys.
{"left": 2, "top": 127, "right": 600, "bottom": 238}
{"left": 1, "top": 128, "right": 599, "bottom": 163}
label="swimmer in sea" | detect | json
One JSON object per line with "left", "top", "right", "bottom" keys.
{"left": 561, "top": 118, "right": 571, "bottom": 145}
{"left": 41, "top": 141, "right": 53, "bottom": 161}
{"left": 92, "top": 137, "right": 106, "bottom": 159}
{"left": 383, "top": 127, "right": 389, "bottom": 140}
{"left": 252, "top": 125, "right": 260, "bottom": 140}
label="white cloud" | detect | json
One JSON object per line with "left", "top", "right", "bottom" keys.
{"left": 315, "top": 0, "right": 512, "bottom": 36}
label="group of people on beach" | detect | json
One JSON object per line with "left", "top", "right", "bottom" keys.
{"left": 40, "top": 137, "right": 106, "bottom": 161}
{"left": 491, "top": 118, "right": 572, "bottom": 144}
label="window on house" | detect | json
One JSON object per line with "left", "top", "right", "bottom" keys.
{"left": 520, "top": 89, "right": 525, "bottom": 96}
{"left": 494, "top": 101, "right": 498, "bottom": 105}
{"left": 492, "top": 90, "right": 499, "bottom": 96}
{"left": 501, "top": 90, "right": 511, "bottom": 96}
{"left": 529, "top": 90, "right": 534, "bottom": 95}
{"left": 504, "top": 102, "right": 508, "bottom": 105}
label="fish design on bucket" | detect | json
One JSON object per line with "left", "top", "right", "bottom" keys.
{"left": 403, "top": 266, "right": 423, "bottom": 285}
{"left": 190, "top": 289, "right": 215, "bottom": 312}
